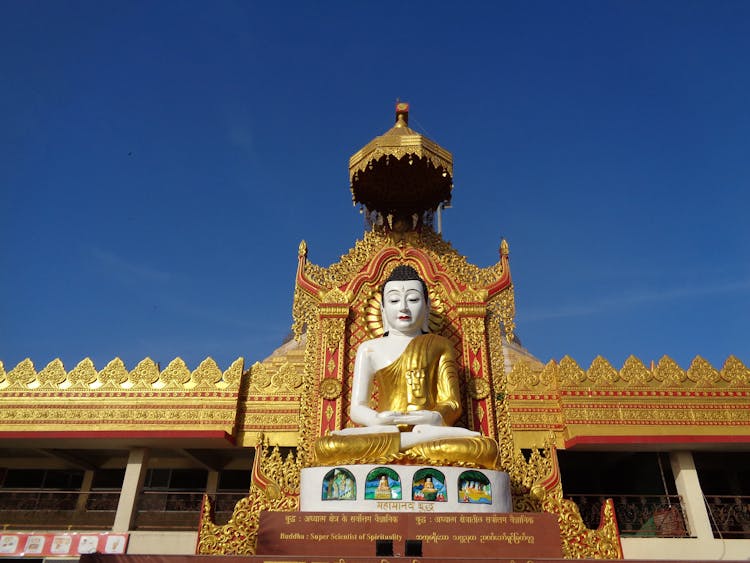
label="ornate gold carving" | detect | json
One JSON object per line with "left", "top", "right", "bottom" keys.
{"left": 247, "top": 360, "right": 303, "bottom": 394}
{"left": 297, "top": 316, "right": 321, "bottom": 467}
{"left": 128, "top": 358, "right": 160, "bottom": 388}
{"left": 558, "top": 356, "right": 586, "bottom": 386}
{"left": 319, "top": 378, "right": 342, "bottom": 400}
{"left": 249, "top": 362, "right": 272, "bottom": 389}
{"left": 461, "top": 315, "right": 486, "bottom": 353}
{"left": 0, "top": 357, "right": 244, "bottom": 434}
{"left": 587, "top": 356, "right": 618, "bottom": 385}
{"left": 654, "top": 355, "right": 686, "bottom": 385}
{"left": 687, "top": 356, "right": 720, "bottom": 386}
{"left": 619, "top": 355, "right": 651, "bottom": 385}
{"left": 0, "top": 357, "right": 244, "bottom": 392}
{"left": 198, "top": 441, "right": 300, "bottom": 555}
{"left": 530, "top": 446, "right": 622, "bottom": 559}
{"left": 321, "top": 317, "right": 346, "bottom": 350}
{"left": 488, "top": 284, "right": 516, "bottom": 341}
{"left": 506, "top": 355, "right": 750, "bottom": 448}
{"left": 510, "top": 354, "right": 750, "bottom": 390}
{"left": 506, "top": 361, "right": 539, "bottom": 392}
{"left": 500, "top": 238, "right": 509, "bottom": 256}
{"left": 190, "top": 358, "right": 223, "bottom": 388}
{"left": 296, "top": 230, "right": 509, "bottom": 296}
{"left": 7, "top": 359, "right": 36, "bottom": 388}
{"left": 36, "top": 359, "right": 67, "bottom": 388}
{"left": 723, "top": 355, "right": 750, "bottom": 384}
{"left": 452, "top": 287, "right": 488, "bottom": 304}
{"left": 468, "top": 377, "right": 490, "bottom": 399}
{"left": 161, "top": 358, "right": 191, "bottom": 387}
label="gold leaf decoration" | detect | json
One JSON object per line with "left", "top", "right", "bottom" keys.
{"left": 279, "top": 363, "right": 303, "bottom": 389}
{"left": 191, "top": 358, "right": 222, "bottom": 388}
{"left": 620, "top": 355, "right": 650, "bottom": 385}
{"left": 468, "top": 377, "right": 490, "bottom": 399}
{"left": 129, "top": 358, "right": 160, "bottom": 388}
{"left": 8, "top": 359, "right": 36, "bottom": 388}
{"left": 222, "top": 357, "right": 245, "bottom": 387}
{"left": 37, "top": 359, "right": 67, "bottom": 388}
{"left": 250, "top": 362, "right": 271, "bottom": 389}
{"left": 68, "top": 358, "right": 97, "bottom": 388}
{"left": 538, "top": 360, "right": 558, "bottom": 389}
{"left": 654, "top": 355, "right": 686, "bottom": 385}
{"left": 321, "top": 317, "right": 346, "bottom": 350}
{"left": 687, "top": 356, "right": 720, "bottom": 386}
{"left": 588, "top": 356, "right": 618, "bottom": 385}
{"left": 722, "top": 355, "right": 750, "bottom": 385}
{"left": 319, "top": 378, "right": 342, "bottom": 400}
{"left": 97, "top": 358, "right": 128, "bottom": 388}
{"left": 558, "top": 356, "right": 585, "bottom": 386}
{"left": 160, "top": 358, "right": 191, "bottom": 388}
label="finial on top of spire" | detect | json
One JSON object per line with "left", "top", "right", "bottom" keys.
{"left": 395, "top": 102, "right": 409, "bottom": 127}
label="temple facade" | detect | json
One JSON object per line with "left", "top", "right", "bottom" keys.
{"left": 1, "top": 104, "right": 748, "bottom": 561}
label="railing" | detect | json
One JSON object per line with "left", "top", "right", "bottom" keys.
{"left": 566, "top": 494, "right": 690, "bottom": 537}
{"left": 0, "top": 490, "right": 117, "bottom": 530}
{"left": 0, "top": 489, "right": 248, "bottom": 531}
{"left": 133, "top": 491, "right": 247, "bottom": 530}
{"left": 705, "top": 495, "right": 750, "bottom": 539}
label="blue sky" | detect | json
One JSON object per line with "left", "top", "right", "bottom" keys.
{"left": 2, "top": 1, "right": 748, "bottom": 373}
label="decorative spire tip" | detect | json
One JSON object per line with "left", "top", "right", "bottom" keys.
{"left": 395, "top": 101, "right": 409, "bottom": 127}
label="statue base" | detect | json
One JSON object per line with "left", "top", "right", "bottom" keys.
{"left": 300, "top": 465, "right": 511, "bottom": 513}
{"left": 256, "top": 511, "right": 562, "bottom": 558}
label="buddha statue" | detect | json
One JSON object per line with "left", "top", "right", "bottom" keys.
{"left": 313, "top": 265, "right": 498, "bottom": 468}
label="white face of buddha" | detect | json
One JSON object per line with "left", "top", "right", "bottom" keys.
{"left": 381, "top": 279, "right": 428, "bottom": 336}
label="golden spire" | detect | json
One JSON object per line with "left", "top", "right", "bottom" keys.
{"left": 349, "top": 102, "right": 453, "bottom": 230}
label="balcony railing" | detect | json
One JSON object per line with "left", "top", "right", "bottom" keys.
{"left": 705, "top": 495, "right": 750, "bottom": 539}
{"left": 566, "top": 494, "right": 690, "bottom": 537}
{"left": 0, "top": 489, "right": 248, "bottom": 531}
{"left": 0, "top": 490, "right": 117, "bottom": 530}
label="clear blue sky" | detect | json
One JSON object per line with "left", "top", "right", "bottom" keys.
{"left": 2, "top": 1, "right": 748, "bottom": 373}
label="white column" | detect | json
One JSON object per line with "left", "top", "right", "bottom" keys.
{"left": 113, "top": 448, "right": 150, "bottom": 532}
{"left": 670, "top": 451, "right": 713, "bottom": 539}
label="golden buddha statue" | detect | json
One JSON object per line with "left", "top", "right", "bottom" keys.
{"left": 374, "top": 475, "right": 392, "bottom": 499}
{"left": 313, "top": 265, "right": 498, "bottom": 468}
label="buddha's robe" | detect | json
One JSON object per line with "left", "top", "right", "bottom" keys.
{"left": 313, "top": 334, "right": 498, "bottom": 468}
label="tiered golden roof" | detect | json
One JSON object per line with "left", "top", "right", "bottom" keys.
{"left": 349, "top": 102, "right": 453, "bottom": 224}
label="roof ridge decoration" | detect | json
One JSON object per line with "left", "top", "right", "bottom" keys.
{"left": 506, "top": 354, "right": 750, "bottom": 391}
{"left": 0, "top": 358, "right": 245, "bottom": 438}
{"left": 0, "top": 357, "right": 244, "bottom": 391}
{"left": 505, "top": 355, "right": 750, "bottom": 449}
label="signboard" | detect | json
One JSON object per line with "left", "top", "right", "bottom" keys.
{"left": 257, "top": 511, "right": 562, "bottom": 558}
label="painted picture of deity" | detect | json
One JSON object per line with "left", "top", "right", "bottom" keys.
{"left": 458, "top": 470, "right": 492, "bottom": 504}
{"left": 412, "top": 468, "right": 446, "bottom": 502}
{"left": 365, "top": 467, "right": 402, "bottom": 500}
{"left": 322, "top": 468, "right": 356, "bottom": 500}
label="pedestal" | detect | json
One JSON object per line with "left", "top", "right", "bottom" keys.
{"left": 300, "top": 465, "right": 512, "bottom": 513}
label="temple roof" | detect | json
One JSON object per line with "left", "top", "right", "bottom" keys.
{"left": 349, "top": 102, "right": 453, "bottom": 224}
